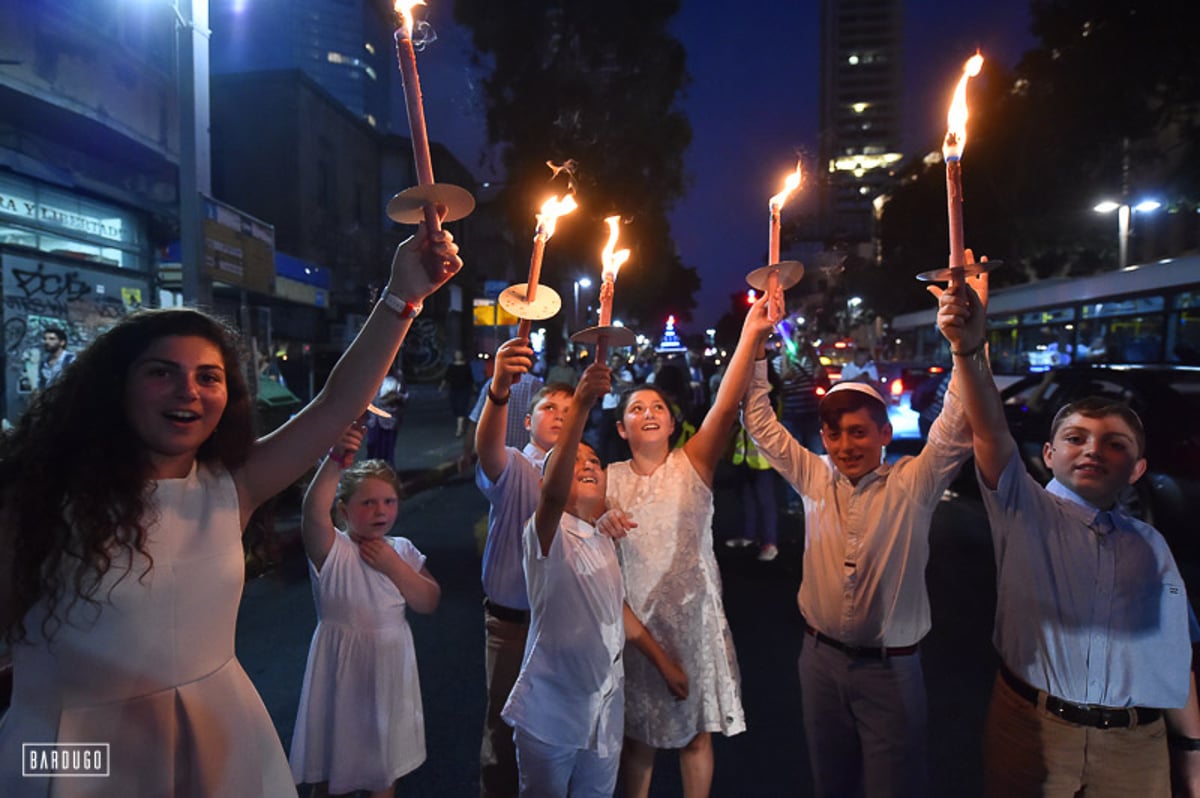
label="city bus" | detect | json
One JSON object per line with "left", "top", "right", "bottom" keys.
{"left": 889, "top": 254, "right": 1200, "bottom": 387}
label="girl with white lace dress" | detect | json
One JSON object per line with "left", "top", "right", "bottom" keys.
{"left": 600, "top": 331, "right": 766, "bottom": 797}
{"left": 290, "top": 424, "right": 440, "bottom": 798}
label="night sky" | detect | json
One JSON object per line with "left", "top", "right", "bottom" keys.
{"left": 419, "top": 1, "right": 1035, "bottom": 328}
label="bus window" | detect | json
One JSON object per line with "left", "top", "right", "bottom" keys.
{"left": 1017, "top": 323, "right": 1076, "bottom": 372}
{"left": 1078, "top": 315, "right": 1164, "bottom": 363}
{"left": 1172, "top": 292, "right": 1200, "bottom": 365}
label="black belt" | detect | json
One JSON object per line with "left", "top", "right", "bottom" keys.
{"left": 1000, "top": 664, "right": 1161, "bottom": 729}
{"left": 805, "top": 625, "right": 918, "bottom": 659}
{"left": 483, "top": 598, "right": 530, "bottom": 625}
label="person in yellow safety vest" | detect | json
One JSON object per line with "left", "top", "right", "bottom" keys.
{"left": 725, "top": 421, "right": 779, "bottom": 561}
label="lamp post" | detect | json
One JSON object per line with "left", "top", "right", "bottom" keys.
{"left": 175, "top": 0, "right": 211, "bottom": 307}
{"left": 1094, "top": 198, "right": 1161, "bottom": 268}
{"left": 573, "top": 277, "right": 591, "bottom": 330}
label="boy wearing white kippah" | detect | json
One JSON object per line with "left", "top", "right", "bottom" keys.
{"left": 718, "top": 282, "right": 981, "bottom": 798}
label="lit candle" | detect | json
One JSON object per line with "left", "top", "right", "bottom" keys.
{"left": 517, "top": 193, "right": 578, "bottom": 338}
{"left": 598, "top": 215, "right": 630, "bottom": 327}
{"left": 766, "top": 161, "right": 802, "bottom": 320}
{"left": 944, "top": 52, "right": 984, "bottom": 278}
{"left": 768, "top": 161, "right": 803, "bottom": 266}
{"left": 393, "top": 1, "right": 439, "bottom": 232}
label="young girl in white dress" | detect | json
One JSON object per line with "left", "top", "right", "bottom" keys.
{"left": 600, "top": 341, "right": 764, "bottom": 797}
{"left": 0, "top": 223, "right": 460, "bottom": 797}
{"left": 290, "top": 424, "right": 440, "bottom": 798}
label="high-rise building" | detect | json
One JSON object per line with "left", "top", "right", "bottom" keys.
{"left": 210, "top": 0, "right": 394, "bottom": 131}
{"left": 818, "top": 0, "right": 903, "bottom": 243}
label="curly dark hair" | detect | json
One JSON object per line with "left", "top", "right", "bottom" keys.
{"left": 0, "top": 308, "right": 255, "bottom": 643}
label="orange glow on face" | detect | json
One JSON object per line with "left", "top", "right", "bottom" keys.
{"left": 393, "top": 0, "right": 426, "bottom": 33}
{"left": 535, "top": 194, "right": 578, "bottom": 239}
{"left": 769, "top": 161, "right": 803, "bottom": 211}
{"left": 944, "top": 52, "right": 984, "bottom": 159}
{"left": 601, "top": 215, "right": 630, "bottom": 281}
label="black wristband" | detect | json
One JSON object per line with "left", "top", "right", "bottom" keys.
{"left": 1169, "top": 733, "right": 1200, "bottom": 751}
{"left": 951, "top": 342, "right": 984, "bottom": 358}
{"left": 486, "top": 387, "right": 510, "bottom": 406}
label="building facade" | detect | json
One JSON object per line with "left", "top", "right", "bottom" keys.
{"left": 818, "top": 0, "right": 903, "bottom": 243}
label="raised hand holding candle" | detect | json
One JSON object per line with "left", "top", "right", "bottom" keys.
{"left": 514, "top": 193, "right": 578, "bottom": 339}
{"left": 597, "top": 215, "right": 630, "bottom": 327}
{"left": 944, "top": 52, "right": 984, "bottom": 284}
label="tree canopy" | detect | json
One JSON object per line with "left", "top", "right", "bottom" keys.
{"left": 872, "top": 0, "right": 1200, "bottom": 318}
{"left": 453, "top": 0, "right": 701, "bottom": 326}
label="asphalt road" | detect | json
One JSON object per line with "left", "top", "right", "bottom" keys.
{"left": 236, "top": 468, "right": 1001, "bottom": 797}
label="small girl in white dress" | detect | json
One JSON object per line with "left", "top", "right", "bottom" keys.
{"left": 290, "top": 423, "right": 441, "bottom": 798}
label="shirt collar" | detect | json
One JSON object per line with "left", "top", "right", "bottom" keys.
{"left": 1046, "top": 478, "right": 1129, "bottom": 532}
{"left": 522, "top": 441, "right": 548, "bottom": 466}
{"left": 561, "top": 513, "right": 596, "bottom": 539}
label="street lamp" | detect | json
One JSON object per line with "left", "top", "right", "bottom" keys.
{"left": 1094, "top": 198, "right": 1161, "bottom": 268}
{"left": 165, "top": 0, "right": 212, "bottom": 307}
{"left": 573, "top": 277, "right": 592, "bottom": 329}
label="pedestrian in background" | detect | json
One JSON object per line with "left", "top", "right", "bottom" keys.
{"left": 441, "top": 349, "right": 476, "bottom": 438}
{"left": 38, "top": 325, "right": 75, "bottom": 389}
{"left": 290, "top": 424, "right": 440, "bottom": 798}
{"left": 366, "top": 360, "right": 408, "bottom": 466}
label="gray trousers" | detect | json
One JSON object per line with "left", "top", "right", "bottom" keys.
{"left": 798, "top": 632, "right": 928, "bottom": 798}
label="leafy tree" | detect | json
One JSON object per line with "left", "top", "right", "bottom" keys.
{"left": 453, "top": 0, "right": 700, "bottom": 324}
{"left": 876, "top": 0, "right": 1200, "bottom": 317}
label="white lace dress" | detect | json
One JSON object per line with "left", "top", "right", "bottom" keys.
{"left": 607, "top": 449, "right": 746, "bottom": 748}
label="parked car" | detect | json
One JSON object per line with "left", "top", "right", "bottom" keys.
{"left": 995, "top": 365, "right": 1200, "bottom": 560}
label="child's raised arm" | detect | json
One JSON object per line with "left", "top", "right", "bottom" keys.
{"left": 301, "top": 423, "right": 364, "bottom": 571}
{"left": 683, "top": 295, "right": 776, "bottom": 484}
{"left": 623, "top": 603, "right": 689, "bottom": 700}
{"left": 236, "top": 222, "right": 462, "bottom": 527}
{"left": 533, "top": 362, "right": 610, "bottom": 555}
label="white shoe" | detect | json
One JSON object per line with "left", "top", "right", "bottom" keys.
{"left": 757, "top": 544, "right": 779, "bottom": 562}
{"left": 725, "top": 537, "right": 754, "bottom": 548}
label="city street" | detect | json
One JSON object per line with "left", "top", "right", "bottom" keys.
{"left": 236, "top": 395, "right": 1002, "bottom": 796}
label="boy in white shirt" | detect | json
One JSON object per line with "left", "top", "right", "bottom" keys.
{"left": 502, "top": 362, "right": 686, "bottom": 797}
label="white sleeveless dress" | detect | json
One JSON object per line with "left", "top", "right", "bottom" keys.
{"left": 0, "top": 463, "right": 295, "bottom": 797}
{"left": 607, "top": 449, "right": 746, "bottom": 748}
{"left": 289, "top": 531, "right": 427, "bottom": 793}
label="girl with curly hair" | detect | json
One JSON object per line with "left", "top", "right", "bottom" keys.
{"left": 0, "top": 224, "right": 460, "bottom": 797}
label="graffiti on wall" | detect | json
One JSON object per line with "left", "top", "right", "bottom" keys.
{"left": 3, "top": 254, "right": 146, "bottom": 422}
{"left": 402, "top": 317, "right": 448, "bottom": 383}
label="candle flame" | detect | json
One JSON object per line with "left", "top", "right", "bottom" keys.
{"left": 535, "top": 194, "right": 578, "bottom": 239}
{"left": 601, "top": 215, "right": 630, "bottom": 281}
{"left": 944, "top": 52, "right": 984, "bottom": 160}
{"left": 769, "top": 161, "right": 803, "bottom": 211}
{"left": 394, "top": 0, "right": 426, "bottom": 34}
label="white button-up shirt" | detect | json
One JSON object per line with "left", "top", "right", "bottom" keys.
{"left": 742, "top": 360, "right": 972, "bottom": 647}
{"left": 502, "top": 513, "right": 625, "bottom": 756}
